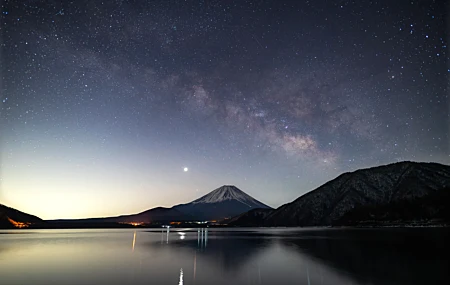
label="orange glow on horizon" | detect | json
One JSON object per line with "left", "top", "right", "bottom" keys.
{"left": 119, "top": 222, "right": 145, "bottom": 226}
{"left": 7, "top": 217, "right": 31, "bottom": 228}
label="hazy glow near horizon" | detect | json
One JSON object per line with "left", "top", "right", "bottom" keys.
{"left": 1, "top": 1, "right": 448, "bottom": 219}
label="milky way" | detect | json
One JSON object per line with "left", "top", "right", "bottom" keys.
{"left": 1, "top": 0, "right": 448, "bottom": 218}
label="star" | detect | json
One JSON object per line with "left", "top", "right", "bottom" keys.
{"left": 1, "top": 0, "right": 447, "bottom": 220}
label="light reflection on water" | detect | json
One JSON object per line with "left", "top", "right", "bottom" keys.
{"left": 179, "top": 268, "right": 183, "bottom": 285}
{"left": 132, "top": 231, "right": 136, "bottom": 252}
{"left": 0, "top": 228, "right": 448, "bottom": 285}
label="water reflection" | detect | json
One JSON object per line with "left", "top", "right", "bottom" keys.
{"left": 197, "top": 228, "right": 208, "bottom": 249}
{"left": 0, "top": 228, "right": 448, "bottom": 285}
{"left": 132, "top": 231, "right": 136, "bottom": 252}
{"left": 149, "top": 230, "right": 268, "bottom": 274}
{"left": 178, "top": 268, "right": 183, "bottom": 285}
{"left": 193, "top": 252, "right": 197, "bottom": 281}
{"left": 160, "top": 227, "right": 208, "bottom": 246}
{"left": 161, "top": 226, "right": 171, "bottom": 244}
{"left": 280, "top": 228, "right": 450, "bottom": 285}
{"left": 151, "top": 228, "right": 450, "bottom": 284}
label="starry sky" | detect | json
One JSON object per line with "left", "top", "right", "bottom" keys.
{"left": 1, "top": 0, "right": 449, "bottom": 219}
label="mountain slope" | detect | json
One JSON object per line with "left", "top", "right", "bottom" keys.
{"left": 173, "top": 185, "right": 272, "bottom": 220}
{"left": 0, "top": 204, "right": 43, "bottom": 229}
{"left": 104, "top": 207, "right": 193, "bottom": 223}
{"left": 51, "top": 186, "right": 270, "bottom": 225}
{"left": 228, "top": 208, "right": 274, "bottom": 227}
{"left": 51, "top": 207, "right": 191, "bottom": 225}
{"left": 336, "top": 187, "right": 450, "bottom": 226}
{"left": 265, "top": 161, "right": 450, "bottom": 226}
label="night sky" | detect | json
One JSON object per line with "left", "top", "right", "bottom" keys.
{"left": 1, "top": 0, "right": 449, "bottom": 219}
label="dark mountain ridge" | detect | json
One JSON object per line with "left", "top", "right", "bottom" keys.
{"left": 263, "top": 161, "right": 450, "bottom": 226}
{"left": 2, "top": 161, "right": 449, "bottom": 229}
{"left": 0, "top": 204, "right": 43, "bottom": 228}
{"left": 227, "top": 208, "right": 274, "bottom": 227}
{"left": 336, "top": 187, "right": 450, "bottom": 226}
{"left": 49, "top": 207, "right": 191, "bottom": 224}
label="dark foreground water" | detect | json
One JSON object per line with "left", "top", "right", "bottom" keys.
{"left": 0, "top": 228, "right": 449, "bottom": 285}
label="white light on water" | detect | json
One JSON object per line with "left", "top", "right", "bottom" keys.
{"left": 132, "top": 231, "right": 136, "bottom": 252}
{"left": 178, "top": 268, "right": 183, "bottom": 285}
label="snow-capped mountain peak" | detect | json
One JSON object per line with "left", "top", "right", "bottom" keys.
{"left": 173, "top": 185, "right": 272, "bottom": 220}
{"left": 191, "top": 185, "right": 267, "bottom": 207}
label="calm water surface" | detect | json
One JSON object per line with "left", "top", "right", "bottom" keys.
{"left": 0, "top": 228, "right": 448, "bottom": 285}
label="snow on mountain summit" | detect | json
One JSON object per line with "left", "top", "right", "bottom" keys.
{"left": 173, "top": 185, "right": 272, "bottom": 220}
{"left": 191, "top": 185, "right": 266, "bottom": 207}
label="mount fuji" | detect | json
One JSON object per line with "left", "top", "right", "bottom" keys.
{"left": 173, "top": 185, "right": 272, "bottom": 221}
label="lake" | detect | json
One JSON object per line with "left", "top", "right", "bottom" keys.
{"left": 0, "top": 228, "right": 448, "bottom": 285}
